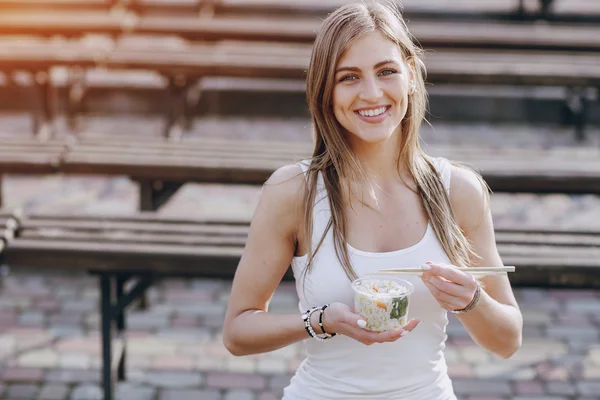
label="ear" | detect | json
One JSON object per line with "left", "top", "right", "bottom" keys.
{"left": 405, "top": 57, "right": 418, "bottom": 95}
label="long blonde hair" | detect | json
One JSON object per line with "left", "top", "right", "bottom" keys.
{"left": 302, "top": 0, "right": 489, "bottom": 281}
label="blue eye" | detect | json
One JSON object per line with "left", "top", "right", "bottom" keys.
{"left": 339, "top": 75, "right": 358, "bottom": 82}
{"left": 380, "top": 68, "right": 397, "bottom": 76}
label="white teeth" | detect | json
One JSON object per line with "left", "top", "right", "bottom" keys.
{"left": 358, "top": 107, "right": 387, "bottom": 117}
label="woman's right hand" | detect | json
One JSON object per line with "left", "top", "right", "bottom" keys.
{"left": 321, "top": 302, "right": 420, "bottom": 345}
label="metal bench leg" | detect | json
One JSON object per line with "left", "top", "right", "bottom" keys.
{"left": 565, "top": 87, "right": 593, "bottom": 142}
{"left": 116, "top": 276, "right": 127, "bottom": 381}
{"left": 100, "top": 274, "right": 114, "bottom": 400}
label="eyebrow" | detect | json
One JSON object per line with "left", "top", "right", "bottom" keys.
{"left": 335, "top": 60, "right": 398, "bottom": 74}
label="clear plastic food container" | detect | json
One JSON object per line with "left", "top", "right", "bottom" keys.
{"left": 351, "top": 277, "right": 413, "bottom": 332}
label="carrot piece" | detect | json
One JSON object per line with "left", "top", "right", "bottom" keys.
{"left": 375, "top": 300, "right": 387, "bottom": 310}
{"left": 372, "top": 284, "right": 379, "bottom": 293}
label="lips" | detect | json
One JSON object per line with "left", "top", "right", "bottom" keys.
{"left": 354, "top": 106, "right": 391, "bottom": 123}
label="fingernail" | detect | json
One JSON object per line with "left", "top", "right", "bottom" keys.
{"left": 357, "top": 319, "right": 367, "bottom": 328}
{"left": 421, "top": 264, "right": 431, "bottom": 271}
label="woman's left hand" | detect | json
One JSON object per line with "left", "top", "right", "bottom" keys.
{"left": 420, "top": 262, "right": 479, "bottom": 312}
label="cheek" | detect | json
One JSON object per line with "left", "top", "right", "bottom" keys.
{"left": 332, "top": 88, "right": 351, "bottom": 121}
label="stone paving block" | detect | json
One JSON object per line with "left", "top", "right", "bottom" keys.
{"left": 164, "top": 291, "right": 214, "bottom": 303}
{"left": 115, "top": 382, "right": 156, "bottom": 400}
{"left": 7, "top": 383, "right": 39, "bottom": 399}
{"left": 18, "top": 311, "right": 46, "bottom": 327}
{"left": 2, "top": 367, "right": 45, "bottom": 382}
{"left": 129, "top": 338, "right": 178, "bottom": 356}
{"left": 223, "top": 389, "right": 256, "bottom": 400}
{"left": 206, "top": 372, "right": 267, "bottom": 390}
{"left": 171, "top": 316, "right": 201, "bottom": 328}
{"left": 514, "top": 381, "right": 545, "bottom": 395}
{"left": 55, "top": 337, "right": 99, "bottom": 354}
{"left": 175, "top": 302, "right": 226, "bottom": 317}
{"left": 257, "top": 393, "right": 279, "bottom": 400}
{"left": 565, "top": 299, "right": 600, "bottom": 314}
{"left": 467, "top": 397, "right": 506, "bottom": 400}
{"left": 156, "top": 327, "right": 211, "bottom": 343}
{"left": 151, "top": 355, "right": 195, "bottom": 371}
{"left": 159, "top": 389, "right": 220, "bottom": 400}
{"left": 582, "top": 364, "right": 600, "bottom": 379}
{"left": 256, "top": 358, "right": 287, "bottom": 374}
{"left": 547, "top": 325, "right": 599, "bottom": 340}
{"left": 70, "top": 384, "right": 102, "bottom": 400}
{"left": 49, "top": 326, "right": 85, "bottom": 339}
{"left": 200, "top": 314, "right": 226, "bottom": 329}
{"left": 45, "top": 369, "right": 100, "bottom": 384}
{"left": 196, "top": 356, "right": 226, "bottom": 371}
{"left": 133, "top": 371, "right": 203, "bottom": 388}
{"left": 576, "top": 381, "right": 600, "bottom": 397}
{"left": 537, "top": 364, "right": 570, "bottom": 381}
{"left": 460, "top": 347, "right": 492, "bottom": 363}
{"left": 49, "top": 314, "right": 84, "bottom": 326}
{"left": 546, "top": 381, "right": 577, "bottom": 396}
{"left": 36, "top": 300, "right": 61, "bottom": 313}
{"left": 473, "top": 363, "right": 519, "bottom": 379}
{"left": 448, "top": 363, "right": 473, "bottom": 378}
{"left": 37, "top": 384, "right": 69, "bottom": 400}
{"left": 128, "top": 313, "right": 170, "bottom": 330}
{"left": 520, "top": 310, "right": 553, "bottom": 325}
{"left": 268, "top": 374, "right": 293, "bottom": 395}
{"left": 58, "top": 353, "right": 91, "bottom": 369}
{"left": 512, "top": 397, "right": 568, "bottom": 400}
{"left": 225, "top": 357, "right": 257, "bottom": 374}
{"left": 18, "top": 349, "right": 59, "bottom": 368}
{"left": 452, "top": 379, "right": 512, "bottom": 396}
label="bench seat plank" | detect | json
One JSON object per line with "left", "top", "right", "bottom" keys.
{"left": 2, "top": 40, "right": 600, "bottom": 86}
{"left": 4, "top": 214, "right": 600, "bottom": 288}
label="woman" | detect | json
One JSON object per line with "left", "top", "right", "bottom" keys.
{"left": 223, "top": 1, "right": 523, "bottom": 399}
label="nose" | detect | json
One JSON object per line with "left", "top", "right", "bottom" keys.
{"left": 359, "top": 77, "right": 383, "bottom": 102}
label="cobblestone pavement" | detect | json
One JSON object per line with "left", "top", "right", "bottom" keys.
{"left": 1, "top": 115, "right": 600, "bottom": 399}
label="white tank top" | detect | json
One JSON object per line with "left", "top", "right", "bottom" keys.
{"left": 283, "top": 157, "right": 458, "bottom": 400}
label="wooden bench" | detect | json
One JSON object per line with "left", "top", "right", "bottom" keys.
{"left": 2, "top": 134, "right": 600, "bottom": 214}
{"left": 2, "top": 210, "right": 599, "bottom": 399}
{"left": 1, "top": 0, "right": 598, "bottom": 22}
{"left": 3, "top": 11, "right": 600, "bottom": 52}
{"left": 1, "top": 39, "right": 598, "bottom": 138}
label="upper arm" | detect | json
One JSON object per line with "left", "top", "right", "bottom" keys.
{"left": 224, "top": 164, "right": 306, "bottom": 323}
{"left": 449, "top": 165, "right": 518, "bottom": 308}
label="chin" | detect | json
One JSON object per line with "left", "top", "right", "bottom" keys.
{"left": 354, "top": 129, "right": 395, "bottom": 144}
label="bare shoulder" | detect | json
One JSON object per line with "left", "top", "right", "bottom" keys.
{"left": 449, "top": 164, "right": 490, "bottom": 231}
{"left": 262, "top": 163, "right": 306, "bottom": 204}
{"left": 253, "top": 163, "right": 307, "bottom": 233}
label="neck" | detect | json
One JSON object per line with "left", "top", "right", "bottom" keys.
{"left": 349, "top": 132, "right": 407, "bottom": 184}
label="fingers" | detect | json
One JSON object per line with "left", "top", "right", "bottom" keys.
{"left": 424, "top": 274, "right": 463, "bottom": 296}
{"left": 350, "top": 316, "right": 421, "bottom": 345}
{"left": 424, "top": 262, "right": 476, "bottom": 288}
{"left": 402, "top": 318, "right": 420, "bottom": 332}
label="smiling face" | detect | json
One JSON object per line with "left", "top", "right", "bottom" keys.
{"left": 333, "top": 30, "right": 411, "bottom": 147}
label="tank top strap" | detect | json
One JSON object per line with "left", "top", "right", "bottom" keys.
{"left": 431, "top": 157, "right": 452, "bottom": 196}
{"left": 297, "top": 159, "right": 311, "bottom": 176}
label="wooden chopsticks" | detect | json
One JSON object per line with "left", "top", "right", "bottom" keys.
{"left": 374, "top": 266, "right": 516, "bottom": 275}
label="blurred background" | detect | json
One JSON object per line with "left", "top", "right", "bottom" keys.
{"left": 0, "top": 1, "right": 599, "bottom": 399}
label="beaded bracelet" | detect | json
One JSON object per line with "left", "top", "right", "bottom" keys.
{"left": 318, "top": 304, "right": 336, "bottom": 338}
{"left": 450, "top": 282, "right": 482, "bottom": 315}
{"left": 302, "top": 305, "right": 336, "bottom": 342}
